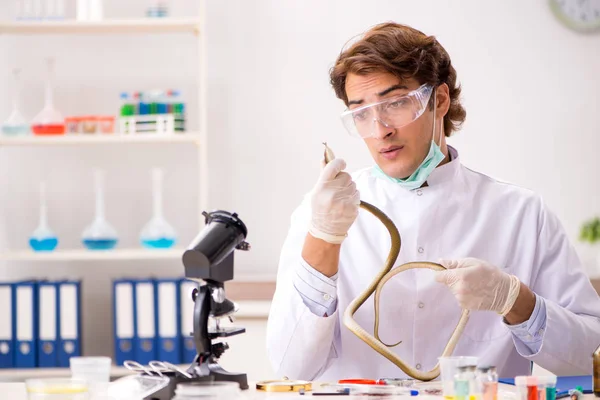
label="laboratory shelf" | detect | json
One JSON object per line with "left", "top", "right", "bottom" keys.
{"left": 0, "top": 134, "right": 200, "bottom": 146}
{"left": 0, "top": 18, "right": 200, "bottom": 35}
{"left": 0, "top": 248, "right": 185, "bottom": 262}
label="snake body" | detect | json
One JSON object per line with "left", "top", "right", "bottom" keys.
{"left": 322, "top": 143, "right": 470, "bottom": 381}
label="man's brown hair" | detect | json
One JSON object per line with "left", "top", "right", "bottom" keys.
{"left": 330, "top": 22, "right": 466, "bottom": 137}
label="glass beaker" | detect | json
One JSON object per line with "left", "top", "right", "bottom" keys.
{"left": 140, "top": 168, "right": 177, "bottom": 249}
{"left": 31, "top": 58, "right": 65, "bottom": 135}
{"left": 438, "top": 356, "right": 479, "bottom": 398}
{"left": 29, "top": 182, "right": 58, "bottom": 252}
{"left": 2, "top": 68, "right": 30, "bottom": 136}
{"left": 81, "top": 169, "right": 118, "bottom": 250}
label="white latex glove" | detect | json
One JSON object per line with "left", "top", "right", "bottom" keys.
{"left": 434, "top": 257, "right": 521, "bottom": 316}
{"left": 308, "top": 158, "right": 360, "bottom": 244}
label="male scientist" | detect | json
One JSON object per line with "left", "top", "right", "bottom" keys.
{"left": 266, "top": 22, "right": 600, "bottom": 381}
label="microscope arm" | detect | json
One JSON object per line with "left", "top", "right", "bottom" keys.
{"left": 193, "top": 283, "right": 212, "bottom": 359}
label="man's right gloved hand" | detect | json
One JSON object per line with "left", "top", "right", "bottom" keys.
{"left": 308, "top": 158, "right": 360, "bottom": 244}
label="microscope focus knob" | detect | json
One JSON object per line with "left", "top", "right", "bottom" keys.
{"left": 211, "top": 342, "right": 230, "bottom": 359}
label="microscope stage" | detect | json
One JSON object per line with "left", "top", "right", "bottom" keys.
{"left": 208, "top": 326, "right": 246, "bottom": 339}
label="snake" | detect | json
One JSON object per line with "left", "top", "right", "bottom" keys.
{"left": 322, "top": 142, "right": 470, "bottom": 381}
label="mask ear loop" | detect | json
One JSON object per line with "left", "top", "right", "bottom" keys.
{"left": 431, "top": 88, "right": 440, "bottom": 146}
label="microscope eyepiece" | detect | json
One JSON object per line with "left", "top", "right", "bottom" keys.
{"left": 183, "top": 210, "right": 249, "bottom": 282}
{"left": 202, "top": 210, "right": 248, "bottom": 238}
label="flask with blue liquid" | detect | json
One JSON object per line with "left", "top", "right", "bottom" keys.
{"left": 140, "top": 168, "right": 177, "bottom": 249}
{"left": 81, "top": 169, "right": 119, "bottom": 250}
{"left": 29, "top": 182, "right": 58, "bottom": 251}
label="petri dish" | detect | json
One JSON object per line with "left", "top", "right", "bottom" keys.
{"left": 173, "top": 381, "right": 241, "bottom": 399}
{"left": 25, "top": 378, "right": 89, "bottom": 399}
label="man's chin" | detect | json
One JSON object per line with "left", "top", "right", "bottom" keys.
{"left": 380, "top": 165, "right": 414, "bottom": 180}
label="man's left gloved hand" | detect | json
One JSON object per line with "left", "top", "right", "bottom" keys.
{"left": 434, "top": 257, "right": 521, "bottom": 316}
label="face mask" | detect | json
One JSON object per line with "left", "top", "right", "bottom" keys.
{"left": 373, "top": 91, "right": 445, "bottom": 190}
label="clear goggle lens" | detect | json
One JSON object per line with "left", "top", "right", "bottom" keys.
{"left": 340, "top": 83, "right": 434, "bottom": 138}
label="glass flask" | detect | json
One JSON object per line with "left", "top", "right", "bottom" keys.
{"left": 31, "top": 57, "right": 65, "bottom": 135}
{"left": 29, "top": 182, "right": 58, "bottom": 252}
{"left": 1, "top": 68, "right": 30, "bottom": 136}
{"left": 140, "top": 168, "right": 177, "bottom": 249}
{"left": 81, "top": 169, "right": 118, "bottom": 250}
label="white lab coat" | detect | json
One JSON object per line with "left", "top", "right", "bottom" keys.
{"left": 266, "top": 146, "right": 600, "bottom": 381}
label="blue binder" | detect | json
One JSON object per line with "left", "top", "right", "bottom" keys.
{"left": 37, "top": 281, "right": 59, "bottom": 368}
{"left": 155, "top": 278, "right": 181, "bottom": 364}
{"left": 14, "top": 280, "right": 38, "bottom": 368}
{"left": 0, "top": 282, "right": 14, "bottom": 368}
{"left": 179, "top": 279, "right": 198, "bottom": 363}
{"left": 134, "top": 279, "right": 157, "bottom": 364}
{"left": 57, "top": 280, "right": 82, "bottom": 367}
{"left": 113, "top": 279, "right": 136, "bottom": 366}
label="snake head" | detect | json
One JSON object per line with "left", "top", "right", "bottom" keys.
{"left": 322, "top": 142, "right": 335, "bottom": 164}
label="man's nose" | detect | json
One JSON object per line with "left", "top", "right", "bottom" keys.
{"left": 372, "top": 118, "right": 394, "bottom": 140}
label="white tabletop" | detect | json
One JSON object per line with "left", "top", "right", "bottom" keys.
{"left": 2, "top": 381, "right": 596, "bottom": 399}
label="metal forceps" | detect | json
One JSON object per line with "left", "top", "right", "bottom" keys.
{"left": 123, "top": 360, "right": 193, "bottom": 379}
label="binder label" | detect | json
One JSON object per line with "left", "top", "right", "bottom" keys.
{"left": 0, "top": 287, "right": 11, "bottom": 341}
{"left": 136, "top": 283, "right": 155, "bottom": 339}
{"left": 40, "top": 286, "right": 57, "bottom": 341}
{"left": 158, "top": 282, "right": 177, "bottom": 337}
{"left": 16, "top": 286, "right": 33, "bottom": 341}
{"left": 60, "top": 284, "right": 78, "bottom": 340}
{"left": 115, "top": 283, "right": 134, "bottom": 338}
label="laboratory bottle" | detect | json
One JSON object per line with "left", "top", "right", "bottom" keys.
{"left": 81, "top": 169, "right": 119, "bottom": 250}
{"left": 2, "top": 68, "right": 30, "bottom": 136}
{"left": 140, "top": 168, "right": 177, "bottom": 249}
{"left": 29, "top": 182, "right": 59, "bottom": 251}
{"left": 31, "top": 58, "right": 65, "bottom": 135}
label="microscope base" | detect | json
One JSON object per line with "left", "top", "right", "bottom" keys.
{"left": 143, "top": 359, "right": 248, "bottom": 400}
{"left": 208, "top": 363, "right": 249, "bottom": 390}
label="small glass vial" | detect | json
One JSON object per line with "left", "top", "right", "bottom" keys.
{"left": 594, "top": 342, "right": 600, "bottom": 398}
{"left": 538, "top": 375, "right": 557, "bottom": 400}
{"left": 454, "top": 366, "right": 472, "bottom": 400}
{"left": 477, "top": 366, "right": 498, "bottom": 400}
{"left": 515, "top": 376, "right": 539, "bottom": 400}
{"left": 464, "top": 365, "right": 479, "bottom": 400}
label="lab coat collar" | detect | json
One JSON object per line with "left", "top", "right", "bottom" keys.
{"left": 365, "top": 145, "right": 462, "bottom": 199}
{"left": 423, "top": 144, "right": 461, "bottom": 188}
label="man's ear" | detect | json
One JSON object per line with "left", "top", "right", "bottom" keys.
{"left": 436, "top": 83, "right": 451, "bottom": 119}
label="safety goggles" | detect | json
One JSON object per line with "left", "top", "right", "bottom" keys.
{"left": 340, "top": 83, "right": 434, "bottom": 138}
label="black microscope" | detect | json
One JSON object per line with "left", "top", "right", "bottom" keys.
{"left": 147, "top": 210, "right": 251, "bottom": 399}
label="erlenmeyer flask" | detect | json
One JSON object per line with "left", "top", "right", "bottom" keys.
{"left": 1, "top": 68, "right": 30, "bottom": 136}
{"left": 82, "top": 169, "right": 119, "bottom": 250}
{"left": 140, "top": 168, "right": 177, "bottom": 249}
{"left": 29, "top": 182, "right": 58, "bottom": 252}
{"left": 31, "top": 58, "right": 65, "bottom": 135}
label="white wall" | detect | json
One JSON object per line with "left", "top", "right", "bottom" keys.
{"left": 203, "top": 0, "right": 600, "bottom": 278}
{"left": 0, "top": 0, "right": 599, "bottom": 370}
